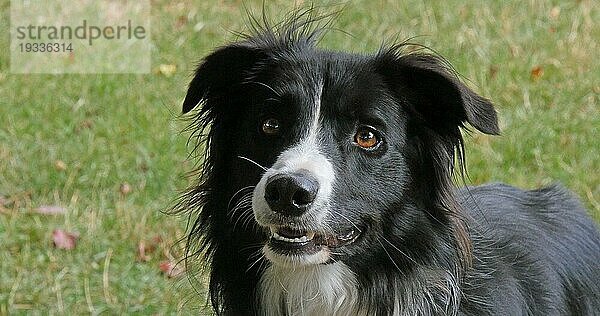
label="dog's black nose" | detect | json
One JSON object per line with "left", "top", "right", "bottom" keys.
{"left": 264, "top": 171, "right": 319, "bottom": 216}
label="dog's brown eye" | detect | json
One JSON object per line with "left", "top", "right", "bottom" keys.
{"left": 262, "top": 118, "right": 280, "bottom": 135}
{"left": 354, "top": 126, "right": 380, "bottom": 149}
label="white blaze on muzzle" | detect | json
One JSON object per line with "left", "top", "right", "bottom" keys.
{"left": 252, "top": 81, "right": 334, "bottom": 228}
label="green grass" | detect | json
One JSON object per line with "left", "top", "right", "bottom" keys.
{"left": 1, "top": 0, "right": 598, "bottom": 314}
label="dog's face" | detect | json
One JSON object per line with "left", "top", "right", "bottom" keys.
{"left": 247, "top": 54, "right": 412, "bottom": 267}
{"left": 183, "top": 37, "right": 498, "bottom": 269}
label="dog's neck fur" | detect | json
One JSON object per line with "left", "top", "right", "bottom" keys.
{"left": 257, "top": 261, "right": 461, "bottom": 316}
{"left": 258, "top": 262, "right": 364, "bottom": 316}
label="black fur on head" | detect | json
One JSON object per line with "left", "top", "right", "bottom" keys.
{"left": 175, "top": 8, "right": 500, "bottom": 315}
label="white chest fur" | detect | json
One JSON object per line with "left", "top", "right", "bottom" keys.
{"left": 258, "top": 262, "right": 365, "bottom": 316}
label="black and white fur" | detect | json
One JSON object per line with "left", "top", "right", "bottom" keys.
{"left": 177, "top": 15, "right": 600, "bottom": 316}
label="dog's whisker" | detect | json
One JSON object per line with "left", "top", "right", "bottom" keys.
{"left": 229, "top": 209, "right": 251, "bottom": 226}
{"left": 247, "top": 251, "right": 266, "bottom": 273}
{"left": 228, "top": 202, "right": 253, "bottom": 224}
{"left": 242, "top": 212, "right": 257, "bottom": 231}
{"left": 376, "top": 237, "right": 404, "bottom": 276}
{"left": 245, "top": 80, "right": 281, "bottom": 97}
{"left": 229, "top": 201, "right": 250, "bottom": 215}
{"left": 227, "top": 194, "right": 252, "bottom": 215}
{"left": 240, "top": 243, "right": 265, "bottom": 253}
{"left": 237, "top": 156, "right": 268, "bottom": 171}
{"left": 247, "top": 247, "right": 266, "bottom": 260}
{"left": 229, "top": 196, "right": 253, "bottom": 213}
{"left": 381, "top": 236, "right": 418, "bottom": 265}
{"left": 329, "top": 209, "right": 361, "bottom": 233}
{"left": 226, "top": 186, "right": 255, "bottom": 212}
{"left": 235, "top": 209, "right": 253, "bottom": 230}
{"left": 232, "top": 208, "right": 253, "bottom": 231}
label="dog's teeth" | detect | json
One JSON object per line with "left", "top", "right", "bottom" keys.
{"left": 272, "top": 232, "right": 293, "bottom": 242}
{"left": 271, "top": 230, "right": 312, "bottom": 243}
{"left": 306, "top": 232, "right": 315, "bottom": 240}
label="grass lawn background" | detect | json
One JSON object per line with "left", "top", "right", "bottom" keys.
{"left": 0, "top": 0, "right": 598, "bottom": 314}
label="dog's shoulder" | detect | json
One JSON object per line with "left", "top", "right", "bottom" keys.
{"left": 456, "top": 182, "right": 599, "bottom": 257}
{"left": 457, "top": 183, "right": 600, "bottom": 315}
{"left": 457, "top": 182, "right": 591, "bottom": 222}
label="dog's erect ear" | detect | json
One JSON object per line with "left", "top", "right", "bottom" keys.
{"left": 182, "top": 44, "right": 265, "bottom": 114}
{"left": 376, "top": 52, "right": 500, "bottom": 135}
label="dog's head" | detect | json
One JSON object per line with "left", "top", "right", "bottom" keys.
{"left": 182, "top": 29, "right": 499, "bottom": 270}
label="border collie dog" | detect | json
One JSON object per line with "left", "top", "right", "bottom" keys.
{"left": 178, "top": 18, "right": 600, "bottom": 316}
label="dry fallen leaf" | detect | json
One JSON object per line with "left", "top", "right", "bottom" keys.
{"left": 136, "top": 235, "right": 164, "bottom": 262}
{"left": 175, "top": 15, "right": 188, "bottom": 28}
{"left": 77, "top": 119, "right": 93, "bottom": 132}
{"left": 148, "top": 235, "right": 162, "bottom": 253}
{"left": 194, "top": 22, "right": 205, "bottom": 32}
{"left": 137, "top": 241, "right": 151, "bottom": 262}
{"left": 159, "top": 261, "right": 185, "bottom": 278}
{"left": 488, "top": 65, "right": 498, "bottom": 80}
{"left": 0, "top": 195, "right": 8, "bottom": 213}
{"left": 35, "top": 205, "right": 66, "bottom": 215}
{"left": 158, "top": 64, "right": 177, "bottom": 77}
{"left": 120, "top": 183, "right": 132, "bottom": 195}
{"left": 152, "top": 235, "right": 163, "bottom": 244}
{"left": 530, "top": 66, "right": 544, "bottom": 81}
{"left": 549, "top": 6, "right": 560, "bottom": 19}
{"left": 52, "top": 229, "right": 79, "bottom": 250}
{"left": 54, "top": 160, "right": 67, "bottom": 171}
{"left": 509, "top": 45, "right": 520, "bottom": 57}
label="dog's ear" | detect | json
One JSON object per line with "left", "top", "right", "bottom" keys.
{"left": 182, "top": 44, "right": 265, "bottom": 114}
{"left": 376, "top": 52, "right": 500, "bottom": 135}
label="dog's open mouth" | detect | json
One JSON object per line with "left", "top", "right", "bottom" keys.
{"left": 268, "top": 226, "right": 360, "bottom": 254}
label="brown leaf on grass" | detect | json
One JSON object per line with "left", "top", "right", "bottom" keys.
{"left": 159, "top": 261, "right": 185, "bottom": 278}
{"left": 488, "top": 65, "right": 498, "bottom": 80}
{"left": 119, "top": 183, "right": 132, "bottom": 195}
{"left": 531, "top": 66, "right": 544, "bottom": 81}
{"left": 1, "top": 191, "right": 31, "bottom": 210}
{"left": 76, "top": 119, "right": 93, "bottom": 132}
{"left": 152, "top": 235, "right": 163, "bottom": 244}
{"left": 146, "top": 235, "right": 163, "bottom": 254}
{"left": 52, "top": 229, "right": 79, "bottom": 250}
{"left": 139, "top": 162, "right": 149, "bottom": 172}
{"left": 0, "top": 195, "right": 8, "bottom": 213}
{"left": 175, "top": 15, "right": 188, "bottom": 29}
{"left": 136, "top": 235, "right": 163, "bottom": 262}
{"left": 54, "top": 160, "right": 67, "bottom": 171}
{"left": 35, "top": 205, "right": 66, "bottom": 215}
